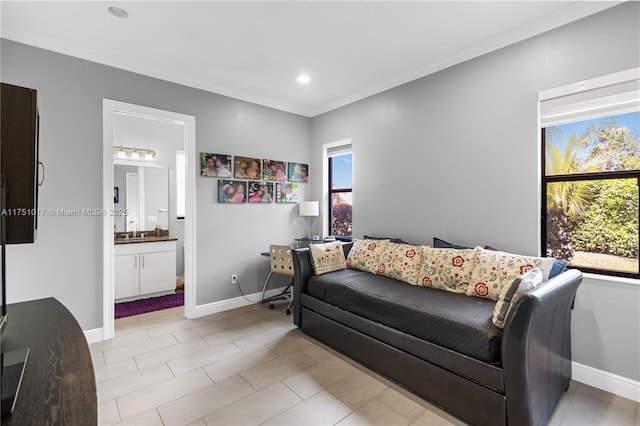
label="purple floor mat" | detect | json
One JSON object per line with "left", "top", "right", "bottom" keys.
{"left": 115, "top": 293, "right": 184, "bottom": 319}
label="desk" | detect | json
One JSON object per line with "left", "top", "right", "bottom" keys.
{"left": 2, "top": 298, "right": 97, "bottom": 425}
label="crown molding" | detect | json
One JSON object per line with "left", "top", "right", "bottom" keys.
{"left": 1, "top": 2, "right": 622, "bottom": 118}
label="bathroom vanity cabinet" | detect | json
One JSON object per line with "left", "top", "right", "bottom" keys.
{"left": 114, "top": 240, "right": 176, "bottom": 300}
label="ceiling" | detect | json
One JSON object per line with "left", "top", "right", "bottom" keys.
{"left": 1, "top": 1, "right": 621, "bottom": 117}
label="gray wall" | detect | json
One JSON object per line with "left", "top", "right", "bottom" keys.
{"left": 310, "top": 3, "right": 640, "bottom": 381}
{"left": 1, "top": 39, "right": 311, "bottom": 329}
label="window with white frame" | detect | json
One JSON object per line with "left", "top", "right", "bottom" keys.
{"left": 540, "top": 69, "right": 639, "bottom": 278}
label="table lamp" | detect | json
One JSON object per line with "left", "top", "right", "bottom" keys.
{"left": 299, "top": 201, "right": 319, "bottom": 239}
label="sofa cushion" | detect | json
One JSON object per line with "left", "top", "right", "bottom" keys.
{"left": 309, "top": 241, "right": 346, "bottom": 275}
{"left": 418, "top": 247, "right": 477, "bottom": 294}
{"left": 346, "top": 239, "right": 389, "bottom": 273}
{"left": 307, "top": 269, "right": 502, "bottom": 364}
{"left": 492, "top": 268, "right": 543, "bottom": 329}
{"left": 433, "top": 237, "right": 472, "bottom": 250}
{"left": 467, "top": 247, "right": 556, "bottom": 301}
{"left": 433, "top": 238, "right": 498, "bottom": 252}
{"left": 365, "top": 234, "right": 411, "bottom": 244}
{"left": 376, "top": 243, "right": 423, "bottom": 285}
{"left": 549, "top": 259, "right": 569, "bottom": 279}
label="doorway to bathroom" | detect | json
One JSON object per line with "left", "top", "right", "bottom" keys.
{"left": 102, "top": 100, "right": 196, "bottom": 340}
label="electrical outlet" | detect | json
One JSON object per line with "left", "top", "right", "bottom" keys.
{"left": 230, "top": 274, "right": 238, "bottom": 285}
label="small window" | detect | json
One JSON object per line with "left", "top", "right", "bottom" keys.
{"left": 176, "top": 150, "right": 185, "bottom": 220}
{"left": 329, "top": 153, "right": 352, "bottom": 237}
{"left": 542, "top": 112, "right": 639, "bottom": 278}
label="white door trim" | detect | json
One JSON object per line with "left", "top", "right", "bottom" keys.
{"left": 102, "top": 99, "right": 197, "bottom": 341}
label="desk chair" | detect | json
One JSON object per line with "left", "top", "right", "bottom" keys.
{"left": 260, "top": 245, "right": 294, "bottom": 315}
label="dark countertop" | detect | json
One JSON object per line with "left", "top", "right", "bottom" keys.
{"left": 114, "top": 235, "right": 178, "bottom": 245}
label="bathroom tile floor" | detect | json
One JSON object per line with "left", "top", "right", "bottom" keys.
{"left": 91, "top": 304, "right": 639, "bottom": 425}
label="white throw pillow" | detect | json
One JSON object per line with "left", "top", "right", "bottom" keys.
{"left": 309, "top": 242, "right": 346, "bottom": 275}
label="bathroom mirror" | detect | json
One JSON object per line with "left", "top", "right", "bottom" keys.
{"left": 114, "top": 163, "right": 169, "bottom": 232}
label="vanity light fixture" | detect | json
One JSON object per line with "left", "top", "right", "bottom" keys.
{"left": 116, "top": 146, "right": 127, "bottom": 159}
{"left": 112, "top": 146, "right": 156, "bottom": 161}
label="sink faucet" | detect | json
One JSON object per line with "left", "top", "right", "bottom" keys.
{"left": 128, "top": 221, "right": 138, "bottom": 238}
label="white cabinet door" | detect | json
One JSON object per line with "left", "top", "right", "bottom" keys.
{"left": 115, "top": 254, "right": 139, "bottom": 299}
{"left": 139, "top": 251, "right": 176, "bottom": 295}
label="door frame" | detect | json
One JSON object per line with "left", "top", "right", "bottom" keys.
{"left": 102, "top": 99, "right": 197, "bottom": 341}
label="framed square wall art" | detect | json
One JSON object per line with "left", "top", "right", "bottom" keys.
{"left": 200, "top": 152, "right": 232, "bottom": 177}
{"left": 288, "top": 162, "right": 309, "bottom": 183}
{"left": 234, "top": 156, "right": 262, "bottom": 180}
{"left": 263, "top": 159, "right": 287, "bottom": 181}
{"left": 218, "top": 180, "right": 247, "bottom": 203}
{"left": 276, "top": 183, "right": 300, "bottom": 203}
{"left": 248, "top": 181, "right": 274, "bottom": 203}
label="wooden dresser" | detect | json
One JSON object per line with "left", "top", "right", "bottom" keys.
{"left": 2, "top": 298, "right": 97, "bottom": 425}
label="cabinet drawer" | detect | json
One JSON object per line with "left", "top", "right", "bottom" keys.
{"left": 114, "top": 240, "right": 176, "bottom": 256}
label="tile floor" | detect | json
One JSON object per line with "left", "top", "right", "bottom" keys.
{"left": 91, "top": 303, "right": 640, "bottom": 426}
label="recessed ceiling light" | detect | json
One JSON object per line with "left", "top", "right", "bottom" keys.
{"left": 108, "top": 6, "right": 130, "bottom": 19}
{"left": 297, "top": 74, "right": 311, "bottom": 84}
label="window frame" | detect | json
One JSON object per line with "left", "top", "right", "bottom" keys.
{"left": 328, "top": 154, "right": 352, "bottom": 237}
{"left": 541, "top": 128, "right": 640, "bottom": 279}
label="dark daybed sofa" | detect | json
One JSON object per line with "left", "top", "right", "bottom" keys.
{"left": 292, "top": 242, "right": 582, "bottom": 426}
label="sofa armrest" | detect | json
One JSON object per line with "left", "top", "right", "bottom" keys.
{"left": 292, "top": 248, "right": 312, "bottom": 327}
{"left": 292, "top": 242, "right": 353, "bottom": 327}
{"left": 502, "top": 268, "right": 582, "bottom": 426}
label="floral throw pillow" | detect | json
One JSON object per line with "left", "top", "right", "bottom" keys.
{"left": 346, "top": 239, "right": 390, "bottom": 274}
{"left": 467, "top": 247, "right": 556, "bottom": 301}
{"left": 309, "top": 242, "right": 346, "bottom": 275}
{"left": 376, "top": 243, "right": 423, "bottom": 285}
{"left": 492, "top": 268, "right": 543, "bottom": 328}
{"left": 417, "top": 247, "right": 477, "bottom": 293}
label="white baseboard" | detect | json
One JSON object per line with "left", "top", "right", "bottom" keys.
{"left": 192, "top": 287, "right": 286, "bottom": 318}
{"left": 573, "top": 361, "right": 640, "bottom": 402}
{"left": 85, "top": 287, "right": 286, "bottom": 344}
{"left": 84, "top": 327, "right": 105, "bottom": 345}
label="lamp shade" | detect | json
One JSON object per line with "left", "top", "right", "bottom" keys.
{"left": 299, "top": 201, "right": 319, "bottom": 217}
{"left": 115, "top": 146, "right": 127, "bottom": 159}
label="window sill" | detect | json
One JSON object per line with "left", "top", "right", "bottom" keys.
{"left": 582, "top": 272, "right": 640, "bottom": 287}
